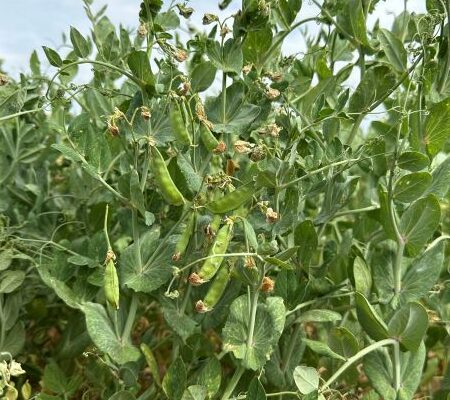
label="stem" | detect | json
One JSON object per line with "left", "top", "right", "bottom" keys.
{"left": 393, "top": 341, "right": 402, "bottom": 391}
{"left": 358, "top": 45, "right": 365, "bottom": 80}
{"left": 320, "top": 339, "right": 397, "bottom": 392}
{"left": 122, "top": 293, "right": 138, "bottom": 340}
{"left": 282, "top": 324, "right": 302, "bottom": 373}
{"left": 103, "top": 204, "right": 112, "bottom": 250}
{"left": 333, "top": 205, "right": 379, "bottom": 218}
{"left": 437, "top": 0, "right": 450, "bottom": 93}
{"left": 0, "top": 108, "right": 45, "bottom": 122}
{"left": 393, "top": 241, "right": 405, "bottom": 296}
{"left": 246, "top": 288, "right": 260, "bottom": 350}
{"left": 346, "top": 113, "right": 364, "bottom": 145}
{"left": 221, "top": 72, "right": 227, "bottom": 123}
{"left": 221, "top": 366, "right": 245, "bottom": 400}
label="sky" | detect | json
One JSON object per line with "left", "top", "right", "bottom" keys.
{"left": 0, "top": 0, "right": 427, "bottom": 78}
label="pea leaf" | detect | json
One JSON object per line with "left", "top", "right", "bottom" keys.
{"left": 397, "top": 151, "right": 430, "bottom": 172}
{"left": 393, "top": 172, "right": 432, "bottom": 203}
{"left": 246, "top": 378, "right": 266, "bottom": 399}
{"left": 181, "top": 386, "right": 207, "bottom": 400}
{"left": 0, "top": 270, "right": 25, "bottom": 293}
{"left": 222, "top": 295, "right": 285, "bottom": 370}
{"left": 388, "top": 302, "right": 428, "bottom": 351}
{"left": 108, "top": 392, "right": 136, "bottom": 400}
{"left": 378, "top": 28, "right": 407, "bottom": 72}
{"left": 293, "top": 366, "right": 319, "bottom": 395}
{"left": 162, "top": 358, "right": 187, "bottom": 400}
{"left": 42, "top": 46, "right": 63, "bottom": 67}
{"left": 206, "top": 39, "right": 243, "bottom": 75}
{"left": 81, "top": 302, "right": 140, "bottom": 364}
{"left": 196, "top": 358, "right": 221, "bottom": 399}
{"left": 399, "top": 194, "right": 441, "bottom": 255}
{"left": 424, "top": 98, "right": 450, "bottom": 157}
{"left": 127, "top": 50, "right": 155, "bottom": 89}
{"left": 302, "top": 339, "right": 346, "bottom": 361}
{"left": 273, "top": 0, "right": 302, "bottom": 29}
{"left": 294, "top": 220, "right": 318, "bottom": 268}
{"left": 328, "top": 327, "right": 359, "bottom": 359}
{"left": 426, "top": 155, "right": 450, "bottom": 198}
{"left": 297, "top": 310, "right": 342, "bottom": 323}
{"left": 355, "top": 292, "right": 389, "bottom": 341}
{"left": 336, "top": 0, "right": 369, "bottom": 46}
{"left": 190, "top": 61, "right": 216, "bottom": 93}
{"left": 353, "top": 256, "right": 372, "bottom": 297}
{"left": 70, "top": 26, "right": 90, "bottom": 58}
{"left": 242, "top": 27, "right": 272, "bottom": 67}
{"left": 121, "top": 228, "right": 175, "bottom": 293}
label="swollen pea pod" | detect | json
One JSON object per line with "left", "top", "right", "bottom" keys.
{"left": 190, "top": 220, "right": 234, "bottom": 284}
{"left": 206, "top": 183, "right": 255, "bottom": 214}
{"left": 149, "top": 145, "right": 185, "bottom": 206}
{"left": 195, "top": 263, "right": 231, "bottom": 313}
{"left": 199, "top": 123, "right": 219, "bottom": 151}
{"left": 170, "top": 103, "right": 191, "bottom": 146}
{"left": 172, "top": 212, "right": 195, "bottom": 261}
{"left": 104, "top": 259, "right": 119, "bottom": 310}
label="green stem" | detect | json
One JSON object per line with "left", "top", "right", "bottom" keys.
{"left": 103, "top": 204, "right": 112, "bottom": 251}
{"left": 437, "top": 0, "right": 450, "bottom": 93}
{"left": 333, "top": 205, "right": 378, "bottom": 218}
{"left": 122, "top": 293, "right": 138, "bottom": 340}
{"left": 358, "top": 45, "right": 365, "bottom": 80}
{"left": 221, "top": 366, "right": 245, "bottom": 400}
{"left": 0, "top": 108, "right": 45, "bottom": 122}
{"left": 246, "top": 288, "right": 260, "bottom": 350}
{"left": 393, "top": 341, "right": 402, "bottom": 391}
{"left": 320, "top": 339, "right": 397, "bottom": 392}
{"left": 282, "top": 324, "right": 302, "bottom": 373}
{"left": 346, "top": 113, "right": 364, "bottom": 145}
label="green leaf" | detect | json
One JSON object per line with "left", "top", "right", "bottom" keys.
{"left": 162, "top": 302, "right": 198, "bottom": 342}
{"left": 364, "top": 341, "right": 426, "bottom": 400}
{"left": 397, "top": 151, "right": 430, "bottom": 172}
{"left": 196, "top": 358, "right": 221, "bottom": 399}
{"left": 0, "top": 270, "right": 25, "bottom": 293}
{"left": 181, "top": 386, "right": 207, "bottom": 400}
{"left": 378, "top": 28, "right": 407, "bottom": 72}
{"left": 293, "top": 366, "right": 319, "bottom": 395}
{"left": 328, "top": 327, "right": 359, "bottom": 359}
{"left": 0, "top": 249, "right": 13, "bottom": 271}
{"left": 302, "top": 338, "right": 346, "bottom": 361}
{"left": 127, "top": 50, "right": 154, "bottom": 85}
{"left": 162, "top": 358, "right": 187, "bottom": 400}
{"left": 51, "top": 143, "right": 83, "bottom": 163}
{"left": 273, "top": 0, "right": 302, "bottom": 29}
{"left": 399, "top": 194, "right": 441, "bottom": 255}
{"left": 242, "top": 27, "right": 272, "bottom": 66}
{"left": 294, "top": 220, "right": 318, "bottom": 268}
{"left": 348, "top": 66, "right": 396, "bottom": 115}
{"left": 222, "top": 295, "right": 285, "bottom": 370}
{"left": 206, "top": 39, "right": 243, "bottom": 75}
{"left": 427, "top": 156, "right": 450, "bottom": 198}
{"left": 355, "top": 292, "right": 389, "bottom": 341}
{"left": 297, "top": 310, "right": 342, "bottom": 323}
{"left": 42, "top": 46, "right": 63, "bottom": 67}
{"left": 205, "top": 82, "right": 260, "bottom": 135}
{"left": 247, "top": 378, "right": 266, "bottom": 399}
{"left": 190, "top": 61, "right": 216, "bottom": 92}
{"left": 424, "top": 98, "right": 450, "bottom": 157}
{"left": 393, "top": 172, "right": 432, "bottom": 203}
{"left": 377, "top": 186, "right": 397, "bottom": 240}
{"left": 399, "top": 240, "right": 445, "bottom": 305}
{"left": 121, "top": 228, "right": 175, "bottom": 293}
{"left": 353, "top": 256, "right": 372, "bottom": 297}
{"left": 108, "top": 392, "right": 136, "bottom": 400}
{"left": 388, "top": 302, "right": 428, "bottom": 351}
{"left": 337, "top": 0, "right": 369, "bottom": 46}
{"left": 0, "top": 86, "right": 27, "bottom": 117}
{"left": 70, "top": 26, "right": 90, "bottom": 58}
{"left": 81, "top": 302, "right": 140, "bottom": 365}
{"left": 141, "top": 343, "right": 161, "bottom": 386}
{"left": 0, "top": 322, "right": 25, "bottom": 356}
{"left": 155, "top": 10, "right": 180, "bottom": 30}
{"left": 43, "top": 363, "right": 69, "bottom": 395}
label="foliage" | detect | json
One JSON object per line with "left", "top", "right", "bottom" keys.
{"left": 0, "top": 0, "right": 449, "bottom": 399}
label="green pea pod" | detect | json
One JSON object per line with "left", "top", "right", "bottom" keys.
{"left": 150, "top": 146, "right": 185, "bottom": 206}
{"left": 203, "top": 263, "right": 231, "bottom": 311}
{"left": 140, "top": 343, "right": 161, "bottom": 386}
{"left": 170, "top": 104, "right": 191, "bottom": 146}
{"left": 172, "top": 212, "right": 195, "bottom": 261}
{"left": 197, "top": 220, "right": 233, "bottom": 282}
{"left": 206, "top": 183, "right": 255, "bottom": 214}
{"left": 104, "top": 259, "right": 119, "bottom": 310}
{"left": 199, "top": 123, "right": 219, "bottom": 151}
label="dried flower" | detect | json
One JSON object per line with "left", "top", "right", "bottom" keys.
{"left": 265, "top": 207, "right": 279, "bottom": 223}
{"left": 0, "top": 74, "right": 8, "bottom": 86}
{"left": 220, "top": 25, "right": 231, "bottom": 37}
{"left": 250, "top": 145, "right": 266, "bottom": 162}
{"left": 234, "top": 140, "right": 255, "bottom": 154}
{"left": 107, "top": 122, "right": 120, "bottom": 137}
{"left": 178, "top": 80, "right": 191, "bottom": 96}
{"left": 105, "top": 249, "right": 117, "bottom": 264}
{"left": 172, "top": 251, "right": 181, "bottom": 262}
{"left": 261, "top": 276, "right": 275, "bottom": 293}
{"left": 242, "top": 64, "right": 252, "bottom": 75}
{"left": 203, "top": 13, "right": 218, "bottom": 25}
{"left": 9, "top": 360, "right": 26, "bottom": 377}
{"left": 138, "top": 23, "right": 148, "bottom": 37}
{"left": 213, "top": 141, "right": 227, "bottom": 154}
{"left": 265, "top": 87, "right": 280, "bottom": 100}
{"left": 177, "top": 4, "right": 194, "bottom": 18}
{"left": 141, "top": 106, "right": 151, "bottom": 120}
{"left": 244, "top": 256, "right": 256, "bottom": 269}
{"left": 174, "top": 48, "right": 188, "bottom": 62}
{"left": 189, "top": 272, "right": 205, "bottom": 286}
{"left": 195, "top": 300, "right": 210, "bottom": 313}
{"left": 268, "top": 71, "right": 282, "bottom": 82}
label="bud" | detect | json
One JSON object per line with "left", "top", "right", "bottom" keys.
{"left": 220, "top": 25, "right": 231, "bottom": 37}
{"left": 261, "top": 276, "right": 275, "bottom": 293}
{"left": 141, "top": 106, "right": 151, "bottom": 120}
{"left": 265, "top": 207, "right": 279, "bottom": 223}
{"left": 259, "top": 123, "right": 282, "bottom": 137}
{"left": 138, "top": 23, "right": 148, "bottom": 37}
{"left": 233, "top": 140, "right": 255, "bottom": 154}
{"left": 203, "top": 13, "right": 218, "bottom": 25}
{"left": 172, "top": 251, "right": 181, "bottom": 262}
{"left": 105, "top": 249, "right": 117, "bottom": 263}
{"left": 242, "top": 64, "right": 252, "bottom": 75}
{"left": 176, "top": 4, "right": 194, "bottom": 18}
{"left": 213, "top": 141, "right": 227, "bottom": 154}
{"left": 195, "top": 300, "right": 210, "bottom": 313}
{"left": 265, "top": 87, "right": 280, "bottom": 100}
{"left": 0, "top": 74, "right": 8, "bottom": 86}
{"left": 165, "top": 290, "right": 180, "bottom": 299}
{"left": 244, "top": 256, "right": 256, "bottom": 269}
{"left": 178, "top": 81, "right": 191, "bottom": 96}
{"left": 189, "top": 272, "right": 205, "bottom": 286}
{"left": 250, "top": 145, "right": 266, "bottom": 162}
{"left": 268, "top": 71, "right": 283, "bottom": 82}
{"left": 174, "top": 48, "right": 188, "bottom": 62}
{"left": 21, "top": 380, "right": 32, "bottom": 400}
{"left": 107, "top": 122, "right": 120, "bottom": 137}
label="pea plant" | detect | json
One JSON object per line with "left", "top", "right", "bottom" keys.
{"left": 0, "top": 0, "right": 449, "bottom": 399}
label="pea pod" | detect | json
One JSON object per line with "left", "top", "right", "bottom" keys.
{"left": 198, "top": 263, "right": 231, "bottom": 312}
{"left": 206, "top": 183, "right": 255, "bottom": 214}
{"left": 170, "top": 103, "right": 191, "bottom": 146}
{"left": 150, "top": 145, "right": 185, "bottom": 206}
{"left": 199, "top": 123, "right": 219, "bottom": 151}
{"left": 172, "top": 212, "right": 195, "bottom": 261}
{"left": 104, "top": 259, "right": 119, "bottom": 309}
{"left": 195, "top": 220, "right": 233, "bottom": 283}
